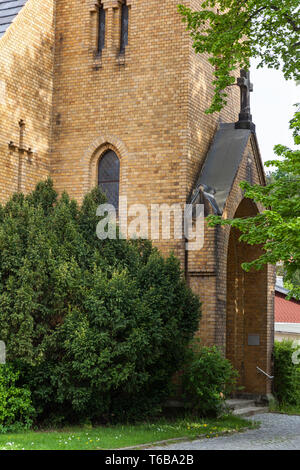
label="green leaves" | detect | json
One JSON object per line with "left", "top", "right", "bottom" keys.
{"left": 0, "top": 180, "right": 201, "bottom": 424}
{"left": 178, "top": 1, "right": 300, "bottom": 113}
{"left": 0, "top": 364, "right": 34, "bottom": 432}
{"left": 208, "top": 108, "right": 300, "bottom": 299}
{"left": 274, "top": 340, "right": 300, "bottom": 405}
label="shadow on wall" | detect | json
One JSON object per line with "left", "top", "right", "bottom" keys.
{"left": 0, "top": 31, "right": 54, "bottom": 148}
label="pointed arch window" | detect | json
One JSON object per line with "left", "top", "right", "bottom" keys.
{"left": 98, "top": 3, "right": 106, "bottom": 53}
{"left": 120, "top": 1, "right": 129, "bottom": 53}
{"left": 98, "top": 150, "right": 120, "bottom": 210}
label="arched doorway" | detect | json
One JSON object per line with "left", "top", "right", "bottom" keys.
{"left": 226, "top": 199, "right": 269, "bottom": 395}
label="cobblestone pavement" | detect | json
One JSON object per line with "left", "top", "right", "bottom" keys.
{"left": 149, "top": 414, "right": 300, "bottom": 450}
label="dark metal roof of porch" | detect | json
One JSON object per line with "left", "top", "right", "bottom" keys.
{"left": 190, "top": 123, "right": 252, "bottom": 214}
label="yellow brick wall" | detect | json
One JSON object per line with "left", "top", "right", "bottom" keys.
{"left": 52, "top": 0, "right": 188, "bottom": 208}
{"left": 50, "top": 0, "right": 241, "bottom": 261}
{"left": 186, "top": 0, "right": 240, "bottom": 198}
{"left": 0, "top": 0, "right": 54, "bottom": 203}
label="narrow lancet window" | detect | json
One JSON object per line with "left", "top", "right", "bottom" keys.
{"left": 98, "top": 151, "right": 120, "bottom": 210}
{"left": 120, "top": 1, "right": 129, "bottom": 53}
{"left": 98, "top": 3, "right": 106, "bottom": 53}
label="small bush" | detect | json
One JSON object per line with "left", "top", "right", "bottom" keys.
{"left": 182, "top": 344, "right": 238, "bottom": 417}
{"left": 0, "top": 364, "right": 34, "bottom": 432}
{"left": 274, "top": 340, "right": 300, "bottom": 405}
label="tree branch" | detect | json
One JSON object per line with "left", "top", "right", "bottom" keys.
{"left": 269, "top": 4, "right": 300, "bottom": 32}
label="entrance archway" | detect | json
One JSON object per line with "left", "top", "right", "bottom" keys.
{"left": 226, "top": 199, "right": 269, "bottom": 395}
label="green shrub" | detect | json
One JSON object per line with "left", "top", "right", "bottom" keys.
{"left": 182, "top": 344, "right": 238, "bottom": 417}
{"left": 0, "top": 179, "right": 201, "bottom": 424}
{"left": 274, "top": 340, "right": 300, "bottom": 405}
{"left": 0, "top": 364, "right": 34, "bottom": 432}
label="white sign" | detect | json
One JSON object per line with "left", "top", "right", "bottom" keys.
{"left": 0, "top": 341, "right": 6, "bottom": 364}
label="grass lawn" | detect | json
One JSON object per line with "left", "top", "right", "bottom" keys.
{"left": 0, "top": 415, "right": 257, "bottom": 450}
{"left": 269, "top": 402, "right": 300, "bottom": 416}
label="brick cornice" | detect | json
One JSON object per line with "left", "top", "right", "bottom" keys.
{"left": 101, "top": 0, "right": 122, "bottom": 9}
{"left": 87, "top": 0, "right": 132, "bottom": 11}
{"left": 87, "top": 0, "right": 99, "bottom": 11}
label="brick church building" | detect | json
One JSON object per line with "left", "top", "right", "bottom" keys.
{"left": 0, "top": 0, "right": 274, "bottom": 398}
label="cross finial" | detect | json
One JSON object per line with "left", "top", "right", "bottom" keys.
{"left": 235, "top": 69, "right": 255, "bottom": 131}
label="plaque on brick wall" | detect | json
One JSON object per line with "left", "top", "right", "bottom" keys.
{"left": 248, "top": 334, "right": 260, "bottom": 346}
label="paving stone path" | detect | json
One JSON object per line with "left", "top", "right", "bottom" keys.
{"left": 149, "top": 414, "right": 300, "bottom": 450}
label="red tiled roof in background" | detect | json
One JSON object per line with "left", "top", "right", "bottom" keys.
{"left": 275, "top": 293, "right": 300, "bottom": 323}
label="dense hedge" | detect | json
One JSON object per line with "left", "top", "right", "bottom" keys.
{"left": 0, "top": 179, "right": 201, "bottom": 424}
{"left": 274, "top": 340, "right": 300, "bottom": 405}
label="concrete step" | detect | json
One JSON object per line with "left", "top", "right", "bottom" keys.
{"left": 232, "top": 406, "right": 268, "bottom": 417}
{"left": 225, "top": 397, "right": 269, "bottom": 417}
{"left": 226, "top": 399, "right": 257, "bottom": 410}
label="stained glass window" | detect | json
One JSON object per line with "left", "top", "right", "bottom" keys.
{"left": 98, "top": 4, "right": 106, "bottom": 53}
{"left": 120, "top": 2, "right": 129, "bottom": 53}
{"left": 98, "top": 150, "right": 120, "bottom": 210}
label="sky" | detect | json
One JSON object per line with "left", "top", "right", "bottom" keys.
{"left": 250, "top": 60, "right": 299, "bottom": 167}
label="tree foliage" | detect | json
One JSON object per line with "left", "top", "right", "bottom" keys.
{"left": 208, "top": 108, "right": 300, "bottom": 299}
{"left": 274, "top": 340, "right": 300, "bottom": 405}
{"left": 178, "top": 0, "right": 300, "bottom": 113}
{"left": 0, "top": 180, "right": 201, "bottom": 423}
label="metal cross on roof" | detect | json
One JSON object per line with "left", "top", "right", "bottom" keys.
{"left": 235, "top": 69, "right": 255, "bottom": 132}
